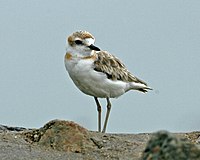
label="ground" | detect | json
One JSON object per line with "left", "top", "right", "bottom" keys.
{"left": 0, "top": 120, "right": 200, "bottom": 160}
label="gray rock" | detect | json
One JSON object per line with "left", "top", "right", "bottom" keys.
{"left": 0, "top": 125, "right": 27, "bottom": 132}
{"left": 142, "top": 131, "right": 200, "bottom": 160}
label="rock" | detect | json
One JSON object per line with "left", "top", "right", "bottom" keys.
{"left": 23, "top": 120, "right": 95, "bottom": 153}
{"left": 142, "top": 131, "right": 200, "bottom": 160}
{"left": 186, "top": 131, "right": 200, "bottom": 145}
{"left": 0, "top": 125, "right": 27, "bottom": 132}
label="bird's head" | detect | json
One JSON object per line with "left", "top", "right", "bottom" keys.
{"left": 66, "top": 31, "right": 100, "bottom": 56}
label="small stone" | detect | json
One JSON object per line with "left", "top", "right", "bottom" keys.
{"left": 196, "top": 136, "right": 200, "bottom": 144}
{"left": 33, "top": 134, "right": 38, "bottom": 139}
{"left": 102, "top": 140, "right": 107, "bottom": 143}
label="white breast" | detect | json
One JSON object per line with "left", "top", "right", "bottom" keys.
{"left": 65, "top": 57, "right": 129, "bottom": 98}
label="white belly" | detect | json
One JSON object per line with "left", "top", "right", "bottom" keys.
{"left": 65, "top": 58, "right": 128, "bottom": 98}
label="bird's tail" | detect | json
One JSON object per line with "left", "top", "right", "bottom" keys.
{"left": 130, "top": 82, "right": 152, "bottom": 93}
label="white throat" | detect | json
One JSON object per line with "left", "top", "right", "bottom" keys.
{"left": 66, "top": 45, "right": 94, "bottom": 58}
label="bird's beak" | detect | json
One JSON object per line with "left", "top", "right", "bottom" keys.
{"left": 88, "top": 44, "right": 100, "bottom": 51}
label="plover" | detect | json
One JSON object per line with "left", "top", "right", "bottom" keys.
{"left": 64, "top": 31, "right": 152, "bottom": 133}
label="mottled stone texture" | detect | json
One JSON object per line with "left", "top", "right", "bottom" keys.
{"left": 142, "top": 131, "right": 200, "bottom": 160}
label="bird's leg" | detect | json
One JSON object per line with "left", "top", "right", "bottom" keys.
{"left": 102, "top": 98, "right": 111, "bottom": 133}
{"left": 94, "top": 97, "right": 101, "bottom": 132}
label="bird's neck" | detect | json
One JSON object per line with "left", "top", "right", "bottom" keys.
{"left": 66, "top": 46, "right": 94, "bottom": 58}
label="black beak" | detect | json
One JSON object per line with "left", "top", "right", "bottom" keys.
{"left": 88, "top": 44, "right": 100, "bottom": 51}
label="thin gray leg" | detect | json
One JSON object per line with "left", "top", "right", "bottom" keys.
{"left": 94, "top": 97, "right": 101, "bottom": 132}
{"left": 102, "top": 98, "right": 111, "bottom": 133}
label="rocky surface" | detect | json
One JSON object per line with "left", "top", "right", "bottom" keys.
{"left": 0, "top": 120, "right": 200, "bottom": 160}
{"left": 142, "top": 131, "right": 200, "bottom": 160}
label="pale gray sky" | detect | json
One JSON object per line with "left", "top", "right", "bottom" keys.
{"left": 0, "top": 0, "right": 200, "bottom": 133}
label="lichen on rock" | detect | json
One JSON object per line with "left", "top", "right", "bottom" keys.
{"left": 142, "top": 131, "right": 200, "bottom": 160}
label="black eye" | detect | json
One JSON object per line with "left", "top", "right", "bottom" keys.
{"left": 75, "top": 40, "right": 83, "bottom": 45}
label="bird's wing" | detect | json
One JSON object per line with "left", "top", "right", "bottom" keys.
{"left": 93, "top": 51, "right": 147, "bottom": 85}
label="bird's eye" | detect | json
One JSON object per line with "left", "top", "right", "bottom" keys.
{"left": 75, "top": 40, "right": 83, "bottom": 45}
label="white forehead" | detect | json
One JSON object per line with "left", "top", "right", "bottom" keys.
{"left": 85, "top": 38, "right": 95, "bottom": 45}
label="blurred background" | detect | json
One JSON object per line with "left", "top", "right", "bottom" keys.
{"left": 0, "top": 0, "right": 200, "bottom": 133}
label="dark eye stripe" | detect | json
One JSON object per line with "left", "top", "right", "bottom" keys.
{"left": 75, "top": 40, "right": 83, "bottom": 45}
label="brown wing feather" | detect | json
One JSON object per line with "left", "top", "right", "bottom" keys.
{"left": 93, "top": 51, "right": 147, "bottom": 85}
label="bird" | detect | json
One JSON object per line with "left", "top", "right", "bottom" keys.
{"left": 64, "top": 30, "right": 152, "bottom": 133}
